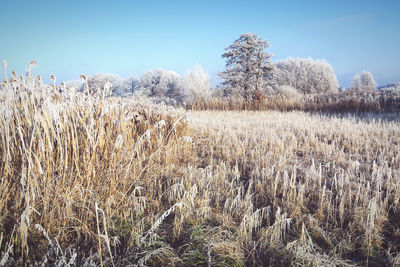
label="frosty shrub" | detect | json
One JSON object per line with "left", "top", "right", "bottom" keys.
{"left": 351, "top": 71, "right": 376, "bottom": 92}
{"left": 276, "top": 85, "right": 303, "bottom": 102}
{"left": 182, "top": 64, "right": 212, "bottom": 104}
{"left": 273, "top": 57, "right": 339, "bottom": 94}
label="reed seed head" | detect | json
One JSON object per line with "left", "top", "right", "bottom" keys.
{"left": 29, "top": 60, "right": 37, "bottom": 67}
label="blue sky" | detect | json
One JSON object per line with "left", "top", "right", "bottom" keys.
{"left": 1, "top": 0, "right": 399, "bottom": 87}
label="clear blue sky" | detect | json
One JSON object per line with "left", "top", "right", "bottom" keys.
{"left": 1, "top": 0, "right": 399, "bottom": 87}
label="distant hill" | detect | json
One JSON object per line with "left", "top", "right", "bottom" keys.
{"left": 378, "top": 82, "right": 400, "bottom": 91}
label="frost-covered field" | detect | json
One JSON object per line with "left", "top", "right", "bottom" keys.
{"left": 189, "top": 110, "right": 400, "bottom": 266}
{"left": 1, "top": 74, "right": 400, "bottom": 266}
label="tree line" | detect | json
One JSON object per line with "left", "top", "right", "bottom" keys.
{"left": 75, "top": 33, "right": 380, "bottom": 104}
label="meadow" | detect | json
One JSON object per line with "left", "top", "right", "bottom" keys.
{"left": 1, "top": 76, "right": 400, "bottom": 266}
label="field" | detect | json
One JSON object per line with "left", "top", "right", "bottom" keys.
{"left": 189, "top": 110, "right": 400, "bottom": 266}
{"left": 1, "top": 81, "right": 400, "bottom": 266}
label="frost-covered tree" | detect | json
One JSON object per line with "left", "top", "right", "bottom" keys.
{"left": 63, "top": 79, "right": 83, "bottom": 90}
{"left": 164, "top": 71, "right": 184, "bottom": 100}
{"left": 351, "top": 71, "right": 376, "bottom": 91}
{"left": 219, "top": 33, "right": 273, "bottom": 99}
{"left": 85, "top": 73, "right": 124, "bottom": 95}
{"left": 182, "top": 64, "right": 212, "bottom": 103}
{"left": 123, "top": 76, "right": 140, "bottom": 93}
{"left": 139, "top": 69, "right": 165, "bottom": 97}
{"left": 351, "top": 74, "right": 361, "bottom": 91}
{"left": 139, "top": 69, "right": 184, "bottom": 101}
{"left": 273, "top": 57, "right": 338, "bottom": 94}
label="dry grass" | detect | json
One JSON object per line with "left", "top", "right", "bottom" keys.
{"left": 0, "top": 75, "right": 193, "bottom": 265}
{"left": 189, "top": 110, "right": 400, "bottom": 266}
{"left": 1, "top": 69, "right": 400, "bottom": 266}
{"left": 187, "top": 91, "right": 400, "bottom": 113}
